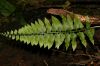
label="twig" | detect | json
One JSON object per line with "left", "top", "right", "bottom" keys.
{"left": 47, "top": 8, "right": 100, "bottom": 25}
{"left": 44, "top": 60, "right": 48, "bottom": 66}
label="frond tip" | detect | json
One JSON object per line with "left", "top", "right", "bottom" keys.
{"left": 1, "top": 15, "right": 94, "bottom": 51}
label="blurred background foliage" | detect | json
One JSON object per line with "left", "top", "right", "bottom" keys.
{"left": 0, "top": 0, "right": 68, "bottom": 29}
{"left": 0, "top": 0, "right": 100, "bottom": 31}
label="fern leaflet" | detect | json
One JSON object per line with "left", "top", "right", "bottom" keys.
{"left": 0, "top": 15, "right": 94, "bottom": 51}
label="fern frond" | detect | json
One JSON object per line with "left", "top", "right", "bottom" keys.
{"left": 1, "top": 15, "right": 94, "bottom": 51}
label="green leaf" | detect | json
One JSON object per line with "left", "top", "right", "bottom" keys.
{"left": 47, "top": 34, "right": 55, "bottom": 49}
{"left": 55, "top": 33, "right": 65, "bottom": 49}
{"left": 74, "top": 15, "right": 84, "bottom": 29}
{"left": 35, "top": 21, "right": 40, "bottom": 33}
{"left": 4, "top": 31, "right": 10, "bottom": 35}
{"left": 85, "top": 16, "right": 91, "bottom": 29}
{"left": 43, "top": 34, "right": 50, "bottom": 48}
{"left": 39, "top": 35, "right": 44, "bottom": 48}
{"left": 38, "top": 19, "right": 46, "bottom": 32}
{"left": 0, "top": 0, "right": 16, "bottom": 16}
{"left": 78, "top": 32, "right": 87, "bottom": 47}
{"left": 61, "top": 15, "right": 69, "bottom": 31}
{"left": 10, "top": 30, "right": 13, "bottom": 35}
{"left": 34, "top": 35, "right": 39, "bottom": 45}
{"left": 71, "top": 33, "right": 77, "bottom": 51}
{"left": 8, "top": 35, "right": 12, "bottom": 38}
{"left": 15, "top": 35, "right": 20, "bottom": 41}
{"left": 52, "top": 16, "right": 62, "bottom": 31}
{"left": 67, "top": 15, "right": 74, "bottom": 30}
{"left": 1, "top": 15, "right": 95, "bottom": 51}
{"left": 20, "top": 35, "right": 26, "bottom": 42}
{"left": 31, "top": 23, "right": 37, "bottom": 33}
{"left": 85, "top": 29, "right": 95, "bottom": 44}
{"left": 18, "top": 25, "right": 31, "bottom": 34}
{"left": 26, "top": 36, "right": 31, "bottom": 44}
{"left": 65, "top": 33, "right": 71, "bottom": 50}
{"left": 14, "top": 30, "right": 17, "bottom": 35}
{"left": 44, "top": 34, "right": 55, "bottom": 49}
{"left": 11, "top": 35, "right": 16, "bottom": 39}
{"left": 44, "top": 18, "right": 52, "bottom": 32}
{"left": 30, "top": 35, "right": 35, "bottom": 46}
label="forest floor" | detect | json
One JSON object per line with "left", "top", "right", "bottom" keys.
{"left": 0, "top": 3, "right": 100, "bottom": 66}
